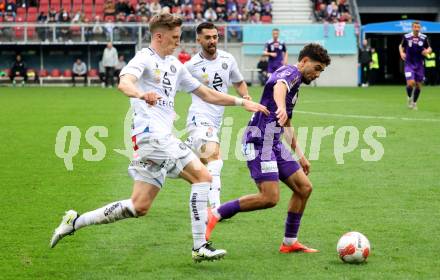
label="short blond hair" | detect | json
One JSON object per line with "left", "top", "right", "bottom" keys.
{"left": 149, "top": 13, "right": 183, "bottom": 34}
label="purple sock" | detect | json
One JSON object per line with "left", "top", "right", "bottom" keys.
{"left": 284, "top": 212, "right": 302, "bottom": 238}
{"left": 217, "top": 199, "right": 241, "bottom": 220}
{"left": 406, "top": 86, "right": 413, "bottom": 98}
{"left": 413, "top": 88, "right": 421, "bottom": 102}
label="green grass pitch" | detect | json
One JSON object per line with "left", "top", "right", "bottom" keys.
{"left": 1, "top": 85, "right": 439, "bottom": 279}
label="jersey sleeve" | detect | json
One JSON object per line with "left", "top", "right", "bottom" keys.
{"left": 276, "top": 67, "right": 299, "bottom": 92}
{"left": 424, "top": 37, "right": 431, "bottom": 48}
{"left": 229, "top": 56, "right": 244, "bottom": 83}
{"left": 282, "top": 42, "right": 287, "bottom": 52}
{"left": 400, "top": 36, "right": 407, "bottom": 48}
{"left": 178, "top": 65, "right": 201, "bottom": 93}
{"left": 264, "top": 41, "right": 269, "bottom": 52}
{"left": 119, "top": 51, "right": 148, "bottom": 79}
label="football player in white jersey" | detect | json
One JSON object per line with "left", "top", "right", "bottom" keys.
{"left": 50, "top": 13, "right": 269, "bottom": 263}
{"left": 185, "top": 22, "right": 250, "bottom": 209}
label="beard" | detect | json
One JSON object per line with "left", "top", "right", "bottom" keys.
{"left": 302, "top": 76, "right": 312, "bottom": 85}
{"left": 204, "top": 44, "right": 217, "bottom": 55}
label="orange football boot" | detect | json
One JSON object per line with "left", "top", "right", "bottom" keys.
{"left": 279, "top": 241, "right": 319, "bottom": 253}
{"left": 205, "top": 208, "right": 220, "bottom": 241}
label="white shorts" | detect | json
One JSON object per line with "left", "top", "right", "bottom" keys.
{"left": 128, "top": 134, "right": 197, "bottom": 188}
{"left": 185, "top": 122, "right": 220, "bottom": 156}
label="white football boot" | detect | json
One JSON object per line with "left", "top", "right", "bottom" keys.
{"left": 50, "top": 210, "right": 78, "bottom": 248}
{"left": 192, "top": 241, "right": 226, "bottom": 263}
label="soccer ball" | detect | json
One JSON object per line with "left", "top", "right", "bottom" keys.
{"left": 337, "top": 232, "right": 370, "bottom": 263}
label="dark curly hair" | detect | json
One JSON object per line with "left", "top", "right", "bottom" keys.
{"left": 298, "top": 43, "right": 331, "bottom": 66}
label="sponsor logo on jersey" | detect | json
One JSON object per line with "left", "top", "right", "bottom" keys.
{"left": 222, "top": 62, "right": 228, "bottom": 70}
{"left": 170, "top": 65, "right": 177, "bottom": 73}
{"left": 179, "top": 142, "right": 187, "bottom": 150}
{"left": 213, "top": 72, "right": 223, "bottom": 91}
{"left": 156, "top": 99, "right": 174, "bottom": 109}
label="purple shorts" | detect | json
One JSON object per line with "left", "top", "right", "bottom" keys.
{"left": 244, "top": 141, "right": 301, "bottom": 183}
{"left": 404, "top": 64, "right": 424, "bottom": 82}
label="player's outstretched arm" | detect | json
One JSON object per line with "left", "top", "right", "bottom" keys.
{"left": 233, "top": 80, "right": 252, "bottom": 100}
{"left": 193, "top": 85, "right": 269, "bottom": 115}
{"left": 274, "top": 81, "right": 288, "bottom": 126}
{"left": 118, "top": 74, "right": 161, "bottom": 105}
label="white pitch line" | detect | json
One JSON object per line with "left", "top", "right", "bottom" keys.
{"left": 295, "top": 110, "right": 440, "bottom": 122}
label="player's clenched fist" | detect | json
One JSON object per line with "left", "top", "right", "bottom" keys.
{"left": 140, "top": 92, "right": 162, "bottom": 105}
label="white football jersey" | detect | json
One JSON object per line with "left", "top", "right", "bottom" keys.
{"left": 120, "top": 47, "right": 201, "bottom": 137}
{"left": 186, "top": 49, "right": 244, "bottom": 128}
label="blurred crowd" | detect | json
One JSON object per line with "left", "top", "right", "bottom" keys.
{"left": 311, "top": 0, "right": 352, "bottom": 23}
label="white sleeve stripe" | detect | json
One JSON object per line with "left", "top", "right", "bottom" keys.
{"left": 277, "top": 79, "right": 291, "bottom": 92}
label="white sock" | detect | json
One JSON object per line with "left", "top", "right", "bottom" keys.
{"left": 190, "top": 182, "right": 209, "bottom": 250}
{"left": 283, "top": 237, "right": 297, "bottom": 246}
{"left": 207, "top": 160, "right": 223, "bottom": 208}
{"left": 74, "top": 199, "right": 137, "bottom": 230}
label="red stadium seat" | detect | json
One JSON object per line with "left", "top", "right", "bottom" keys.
{"left": 62, "top": 0, "right": 72, "bottom": 12}
{"left": 63, "top": 69, "right": 72, "bottom": 77}
{"left": 104, "top": 15, "right": 115, "bottom": 22}
{"left": 129, "top": 0, "right": 137, "bottom": 8}
{"left": 27, "top": 8, "right": 38, "bottom": 21}
{"left": 72, "top": 0, "right": 82, "bottom": 4}
{"left": 39, "top": 69, "right": 48, "bottom": 77}
{"left": 88, "top": 69, "right": 98, "bottom": 77}
{"left": 261, "top": 15, "right": 272, "bottom": 23}
{"left": 50, "top": 0, "right": 61, "bottom": 11}
{"left": 50, "top": 69, "right": 61, "bottom": 77}
{"left": 193, "top": 0, "right": 203, "bottom": 5}
{"left": 27, "top": 27, "right": 36, "bottom": 37}
{"left": 72, "top": 3, "right": 82, "bottom": 12}
{"left": 40, "top": 0, "right": 50, "bottom": 5}
{"left": 16, "top": 7, "right": 26, "bottom": 17}
{"left": 95, "top": 0, "right": 105, "bottom": 5}
{"left": 39, "top": 4, "right": 50, "bottom": 13}
{"left": 83, "top": 0, "right": 93, "bottom": 5}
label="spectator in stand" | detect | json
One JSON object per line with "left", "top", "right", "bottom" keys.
{"left": 262, "top": 0, "right": 272, "bottom": 16}
{"left": 205, "top": 0, "right": 216, "bottom": 10}
{"left": 48, "top": 8, "right": 57, "bottom": 21}
{"left": 102, "top": 42, "right": 118, "bottom": 88}
{"left": 9, "top": 54, "right": 27, "bottom": 86}
{"left": 104, "top": 18, "right": 115, "bottom": 40}
{"left": 226, "top": 0, "right": 237, "bottom": 14}
{"left": 72, "top": 58, "right": 88, "bottom": 86}
{"left": 204, "top": 7, "right": 217, "bottom": 22}
{"left": 257, "top": 55, "right": 268, "bottom": 86}
{"left": 83, "top": 17, "right": 93, "bottom": 41}
{"left": 137, "top": 1, "right": 150, "bottom": 17}
{"left": 326, "top": 1, "right": 338, "bottom": 23}
{"left": 250, "top": 12, "right": 261, "bottom": 24}
{"left": 92, "top": 16, "right": 105, "bottom": 38}
{"left": 5, "top": 0, "right": 16, "bottom": 18}
{"left": 178, "top": 47, "right": 191, "bottom": 64}
{"left": 337, "top": 0, "right": 349, "bottom": 14}
{"left": 104, "top": 0, "right": 116, "bottom": 17}
{"left": 115, "top": 0, "right": 130, "bottom": 16}
{"left": 315, "top": 3, "right": 328, "bottom": 22}
{"left": 59, "top": 11, "right": 71, "bottom": 41}
{"left": 149, "top": 0, "right": 161, "bottom": 15}
{"left": 71, "top": 11, "right": 83, "bottom": 23}
{"left": 248, "top": 0, "right": 261, "bottom": 17}
{"left": 37, "top": 11, "right": 48, "bottom": 41}
{"left": 126, "top": 12, "right": 138, "bottom": 41}
{"left": 114, "top": 55, "right": 126, "bottom": 84}
{"left": 160, "top": 0, "right": 174, "bottom": 9}
{"left": 194, "top": 3, "right": 203, "bottom": 14}
{"left": 216, "top": 6, "right": 227, "bottom": 22}
{"left": 194, "top": 12, "right": 204, "bottom": 24}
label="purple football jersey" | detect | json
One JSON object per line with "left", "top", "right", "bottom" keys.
{"left": 401, "top": 32, "right": 430, "bottom": 68}
{"left": 265, "top": 39, "right": 287, "bottom": 73}
{"left": 244, "top": 64, "right": 301, "bottom": 144}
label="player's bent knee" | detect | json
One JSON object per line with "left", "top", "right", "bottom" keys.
{"left": 133, "top": 205, "right": 149, "bottom": 216}
{"left": 261, "top": 193, "right": 279, "bottom": 208}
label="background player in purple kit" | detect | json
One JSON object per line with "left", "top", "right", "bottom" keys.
{"left": 206, "top": 43, "right": 331, "bottom": 254}
{"left": 399, "top": 21, "right": 432, "bottom": 110}
{"left": 263, "top": 28, "right": 288, "bottom": 75}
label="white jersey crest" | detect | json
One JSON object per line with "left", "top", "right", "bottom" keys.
{"left": 185, "top": 49, "right": 243, "bottom": 128}
{"left": 120, "top": 47, "right": 201, "bottom": 137}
